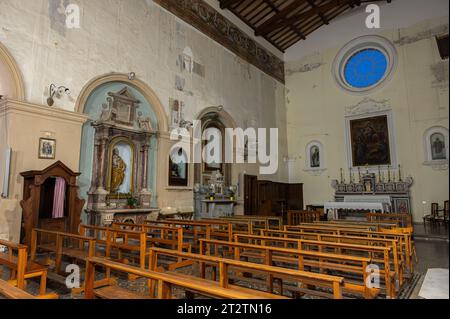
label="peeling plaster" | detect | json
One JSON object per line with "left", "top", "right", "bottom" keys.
{"left": 394, "top": 24, "right": 449, "bottom": 46}
{"left": 285, "top": 62, "right": 325, "bottom": 76}
{"left": 48, "top": 0, "right": 69, "bottom": 37}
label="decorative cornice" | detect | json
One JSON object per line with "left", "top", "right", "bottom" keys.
{"left": 0, "top": 99, "right": 89, "bottom": 125}
{"left": 345, "top": 97, "right": 391, "bottom": 116}
{"left": 153, "top": 0, "right": 285, "bottom": 84}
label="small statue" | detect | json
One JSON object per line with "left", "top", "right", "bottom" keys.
{"left": 137, "top": 112, "right": 153, "bottom": 132}
{"left": 111, "top": 148, "right": 126, "bottom": 193}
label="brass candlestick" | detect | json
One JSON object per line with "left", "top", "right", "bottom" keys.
{"left": 398, "top": 164, "right": 403, "bottom": 182}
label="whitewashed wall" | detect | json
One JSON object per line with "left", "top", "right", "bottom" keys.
{"left": 286, "top": 16, "right": 449, "bottom": 223}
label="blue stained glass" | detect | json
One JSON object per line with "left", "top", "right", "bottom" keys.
{"left": 344, "top": 49, "right": 388, "bottom": 88}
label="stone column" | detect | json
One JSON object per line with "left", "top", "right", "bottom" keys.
{"left": 139, "top": 140, "right": 152, "bottom": 207}
{"left": 97, "top": 136, "right": 109, "bottom": 194}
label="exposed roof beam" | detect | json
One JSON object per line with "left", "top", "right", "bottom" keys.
{"left": 254, "top": 0, "right": 309, "bottom": 36}
{"left": 220, "top": 0, "right": 243, "bottom": 10}
{"left": 255, "top": 0, "right": 389, "bottom": 37}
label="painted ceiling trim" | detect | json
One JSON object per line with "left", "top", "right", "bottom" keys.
{"left": 153, "top": 0, "right": 285, "bottom": 84}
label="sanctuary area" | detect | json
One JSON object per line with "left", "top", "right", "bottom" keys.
{"left": 0, "top": 0, "right": 448, "bottom": 301}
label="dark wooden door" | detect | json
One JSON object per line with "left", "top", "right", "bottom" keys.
{"left": 244, "top": 175, "right": 258, "bottom": 215}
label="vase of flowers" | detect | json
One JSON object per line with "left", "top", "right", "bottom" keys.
{"left": 126, "top": 193, "right": 139, "bottom": 209}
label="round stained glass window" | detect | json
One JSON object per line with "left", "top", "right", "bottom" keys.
{"left": 344, "top": 49, "right": 388, "bottom": 88}
{"left": 332, "top": 36, "right": 397, "bottom": 94}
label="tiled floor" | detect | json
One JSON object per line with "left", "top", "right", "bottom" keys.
{"left": 410, "top": 224, "right": 449, "bottom": 299}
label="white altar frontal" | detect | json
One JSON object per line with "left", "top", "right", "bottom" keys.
{"left": 325, "top": 201, "right": 388, "bottom": 220}
{"left": 328, "top": 172, "right": 414, "bottom": 220}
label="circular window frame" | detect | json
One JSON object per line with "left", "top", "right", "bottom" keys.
{"left": 332, "top": 35, "right": 397, "bottom": 95}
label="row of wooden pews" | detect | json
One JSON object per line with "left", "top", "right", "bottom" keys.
{"left": 1, "top": 213, "right": 415, "bottom": 299}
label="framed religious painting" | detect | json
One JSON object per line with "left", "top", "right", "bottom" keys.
{"left": 349, "top": 114, "right": 392, "bottom": 167}
{"left": 38, "top": 138, "right": 56, "bottom": 159}
{"left": 169, "top": 147, "right": 189, "bottom": 187}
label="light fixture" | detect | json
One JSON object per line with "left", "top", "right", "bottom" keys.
{"left": 47, "top": 84, "right": 71, "bottom": 106}
{"left": 128, "top": 72, "right": 136, "bottom": 80}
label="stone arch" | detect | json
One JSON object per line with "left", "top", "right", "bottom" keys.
{"left": 0, "top": 42, "right": 25, "bottom": 101}
{"left": 75, "top": 73, "right": 168, "bottom": 132}
{"left": 195, "top": 106, "right": 237, "bottom": 129}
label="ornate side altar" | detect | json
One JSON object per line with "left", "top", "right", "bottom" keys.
{"left": 194, "top": 171, "right": 237, "bottom": 219}
{"left": 328, "top": 169, "right": 413, "bottom": 220}
{"left": 86, "top": 87, "right": 160, "bottom": 226}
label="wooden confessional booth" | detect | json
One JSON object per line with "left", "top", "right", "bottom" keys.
{"left": 20, "top": 161, "right": 85, "bottom": 246}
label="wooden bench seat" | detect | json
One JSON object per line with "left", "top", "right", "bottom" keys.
{"left": 85, "top": 257, "right": 287, "bottom": 299}
{"left": 165, "top": 271, "right": 288, "bottom": 299}
{"left": 149, "top": 247, "right": 344, "bottom": 299}
{"left": 235, "top": 233, "right": 400, "bottom": 296}
{"left": 0, "top": 239, "right": 50, "bottom": 296}
{"left": 199, "top": 239, "right": 380, "bottom": 299}
{"left": 94, "top": 285, "right": 150, "bottom": 299}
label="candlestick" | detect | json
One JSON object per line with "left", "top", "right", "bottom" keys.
{"left": 358, "top": 167, "right": 362, "bottom": 183}
{"left": 340, "top": 168, "right": 344, "bottom": 184}
{"left": 378, "top": 166, "right": 382, "bottom": 183}
{"left": 388, "top": 166, "right": 391, "bottom": 182}
{"left": 398, "top": 164, "right": 403, "bottom": 182}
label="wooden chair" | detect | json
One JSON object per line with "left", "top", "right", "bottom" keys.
{"left": 435, "top": 200, "right": 449, "bottom": 229}
{"left": 423, "top": 203, "right": 439, "bottom": 230}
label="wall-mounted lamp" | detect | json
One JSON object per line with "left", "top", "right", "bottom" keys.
{"left": 128, "top": 72, "right": 136, "bottom": 80}
{"left": 47, "top": 84, "right": 71, "bottom": 106}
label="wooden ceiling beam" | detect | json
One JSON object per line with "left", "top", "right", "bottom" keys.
{"left": 254, "top": 0, "right": 308, "bottom": 33}
{"left": 256, "top": 0, "right": 359, "bottom": 36}
{"left": 256, "top": 0, "right": 389, "bottom": 37}
{"left": 220, "top": 0, "right": 245, "bottom": 10}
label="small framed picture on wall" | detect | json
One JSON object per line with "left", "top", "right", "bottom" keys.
{"left": 38, "top": 138, "right": 56, "bottom": 159}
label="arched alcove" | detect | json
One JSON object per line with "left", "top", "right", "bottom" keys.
{"left": 0, "top": 42, "right": 25, "bottom": 100}
{"left": 194, "top": 106, "right": 237, "bottom": 186}
{"left": 76, "top": 75, "right": 168, "bottom": 223}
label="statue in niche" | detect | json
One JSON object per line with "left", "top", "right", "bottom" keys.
{"left": 111, "top": 148, "right": 127, "bottom": 193}
{"left": 310, "top": 146, "right": 320, "bottom": 168}
{"left": 137, "top": 112, "right": 153, "bottom": 132}
{"left": 431, "top": 133, "right": 446, "bottom": 160}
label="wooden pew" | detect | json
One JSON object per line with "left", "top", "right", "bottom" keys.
{"left": 0, "top": 278, "right": 58, "bottom": 299}
{"left": 312, "top": 220, "right": 398, "bottom": 231}
{"left": 30, "top": 229, "right": 96, "bottom": 274}
{"left": 79, "top": 224, "right": 110, "bottom": 253}
{"left": 220, "top": 216, "right": 284, "bottom": 231}
{"left": 201, "top": 218, "right": 253, "bottom": 235}
{"left": 288, "top": 210, "right": 321, "bottom": 225}
{"left": 148, "top": 247, "right": 344, "bottom": 299}
{"left": 105, "top": 228, "right": 148, "bottom": 269}
{"left": 112, "top": 222, "right": 190, "bottom": 253}
{"left": 0, "top": 239, "right": 51, "bottom": 297}
{"left": 198, "top": 239, "right": 380, "bottom": 299}
{"left": 234, "top": 233, "right": 398, "bottom": 298}
{"left": 162, "top": 219, "right": 233, "bottom": 240}
{"left": 284, "top": 225, "right": 414, "bottom": 273}
{"left": 84, "top": 257, "right": 287, "bottom": 299}
{"left": 367, "top": 213, "right": 413, "bottom": 229}
{"left": 261, "top": 229, "right": 405, "bottom": 283}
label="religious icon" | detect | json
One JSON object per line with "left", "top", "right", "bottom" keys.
{"left": 38, "top": 138, "right": 56, "bottom": 159}
{"left": 350, "top": 115, "right": 391, "bottom": 166}
{"left": 310, "top": 145, "right": 320, "bottom": 168}
{"left": 430, "top": 133, "right": 446, "bottom": 160}
{"left": 110, "top": 147, "right": 127, "bottom": 193}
